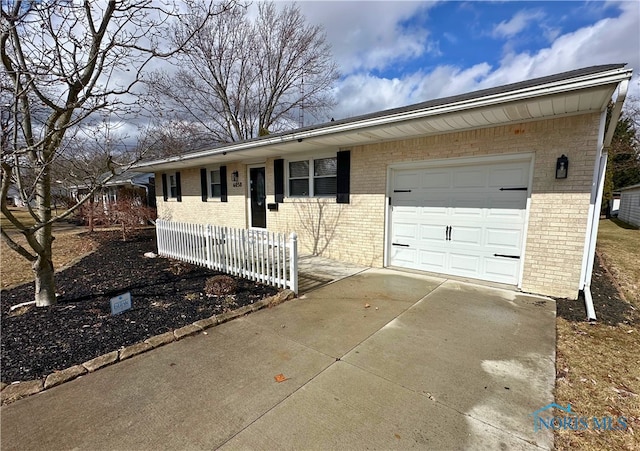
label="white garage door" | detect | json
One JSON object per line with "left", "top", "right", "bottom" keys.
{"left": 388, "top": 159, "right": 530, "bottom": 285}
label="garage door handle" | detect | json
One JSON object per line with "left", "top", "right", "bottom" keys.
{"left": 446, "top": 226, "right": 452, "bottom": 241}
{"left": 392, "top": 243, "right": 410, "bottom": 247}
{"left": 494, "top": 254, "right": 520, "bottom": 259}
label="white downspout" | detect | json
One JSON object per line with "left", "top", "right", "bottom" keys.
{"left": 581, "top": 78, "right": 629, "bottom": 320}
{"left": 583, "top": 151, "right": 607, "bottom": 320}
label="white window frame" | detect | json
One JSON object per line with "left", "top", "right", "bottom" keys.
{"left": 208, "top": 168, "right": 222, "bottom": 199}
{"left": 168, "top": 173, "right": 178, "bottom": 199}
{"left": 286, "top": 154, "right": 337, "bottom": 198}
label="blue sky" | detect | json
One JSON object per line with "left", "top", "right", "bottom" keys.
{"left": 388, "top": 1, "right": 625, "bottom": 76}
{"left": 293, "top": 0, "right": 640, "bottom": 121}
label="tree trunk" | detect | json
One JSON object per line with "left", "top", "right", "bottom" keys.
{"left": 88, "top": 198, "right": 95, "bottom": 233}
{"left": 33, "top": 158, "right": 57, "bottom": 306}
{"left": 33, "top": 254, "right": 56, "bottom": 307}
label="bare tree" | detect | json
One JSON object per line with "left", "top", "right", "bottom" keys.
{"left": 147, "top": 1, "right": 339, "bottom": 143}
{"left": 1, "top": 0, "right": 234, "bottom": 307}
{"left": 135, "top": 120, "right": 217, "bottom": 159}
{"left": 602, "top": 99, "right": 640, "bottom": 214}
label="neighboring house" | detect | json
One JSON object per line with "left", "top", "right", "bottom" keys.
{"left": 3, "top": 184, "right": 68, "bottom": 208}
{"left": 71, "top": 171, "right": 156, "bottom": 208}
{"left": 4, "top": 185, "right": 23, "bottom": 207}
{"left": 134, "top": 64, "right": 633, "bottom": 312}
{"left": 618, "top": 183, "right": 640, "bottom": 227}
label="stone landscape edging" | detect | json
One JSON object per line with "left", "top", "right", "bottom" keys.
{"left": 1, "top": 289, "right": 296, "bottom": 406}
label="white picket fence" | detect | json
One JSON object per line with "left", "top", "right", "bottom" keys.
{"left": 156, "top": 219, "right": 298, "bottom": 293}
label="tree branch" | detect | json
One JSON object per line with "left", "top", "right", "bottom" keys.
{"left": 0, "top": 228, "right": 36, "bottom": 262}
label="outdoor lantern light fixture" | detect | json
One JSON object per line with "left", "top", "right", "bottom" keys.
{"left": 231, "top": 170, "right": 239, "bottom": 182}
{"left": 556, "top": 154, "right": 568, "bottom": 179}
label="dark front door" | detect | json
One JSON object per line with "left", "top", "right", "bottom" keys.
{"left": 250, "top": 167, "right": 267, "bottom": 228}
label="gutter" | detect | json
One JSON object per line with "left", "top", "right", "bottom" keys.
{"left": 581, "top": 77, "right": 630, "bottom": 320}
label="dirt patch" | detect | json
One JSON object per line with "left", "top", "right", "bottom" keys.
{"left": 556, "top": 254, "right": 638, "bottom": 326}
{"left": 0, "top": 230, "right": 278, "bottom": 383}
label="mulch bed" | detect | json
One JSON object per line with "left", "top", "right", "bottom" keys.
{"left": 555, "top": 253, "right": 638, "bottom": 326}
{"left": 1, "top": 230, "right": 278, "bottom": 383}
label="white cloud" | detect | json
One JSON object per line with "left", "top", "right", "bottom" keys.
{"left": 329, "top": 1, "right": 640, "bottom": 120}
{"left": 298, "top": 1, "right": 436, "bottom": 73}
{"left": 492, "top": 9, "right": 545, "bottom": 39}
{"left": 480, "top": 1, "right": 640, "bottom": 88}
{"left": 331, "top": 63, "right": 494, "bottom": 120}
{"left": 540, "top": 24, "right": 561, "bottom": 43}
{"left": 415, "top": 63, "right": 493, "bottom": 100}
{"left": 331, "top": 73, "right": 423, "bottom": 119}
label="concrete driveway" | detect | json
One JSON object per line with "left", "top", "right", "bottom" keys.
{"left": 1, "top": 269, "right": 556, "bottom": 450}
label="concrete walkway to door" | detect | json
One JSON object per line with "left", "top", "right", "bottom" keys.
{"left": 1, "top": 269, "right": 556, "bottom": 450}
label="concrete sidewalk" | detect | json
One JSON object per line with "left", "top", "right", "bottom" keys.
{"left": 1, "top": 269, "right": 556, "bottom": 450}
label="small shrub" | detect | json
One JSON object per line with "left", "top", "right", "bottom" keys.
{"left": 205, "top": 275, "right": 237, "bottom": 297}
{"left": 167, "top": 260, "right": 193, "bottom": 276}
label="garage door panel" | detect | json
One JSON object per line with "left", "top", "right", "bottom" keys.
{"left": 485, "top": 208, "right": 525, "bottom": 223}
{"left": 389, "top": 158, "right": 530, "bottom": 285}
{"left": 486, "top": 228, "right": 521, "bottom": 250}
{"left": 393, "top": 222, "right": 418, "bottom": 240}
{"left": 487, "top": 201, "right": 527, "bottom": 213}
{"left": 390, "top": 247, "right": 417, "bottom": 266}
{"left": 450, "top": 226, "right": 482, "bottom": 246}
{"left": 451, "top": 194, "right": 486, "bottom": 207}
{"left": 419, "top": 224, "right": 447, "bottom": 242}
{"left": 395, "top": 172, "right": 420, "bottom": 190}
{"left": 449, "top": 253, "right": 481, "bottom": 275}
{"left": 483, "top": 257, "right": 520, "bottom": 283}
{"left": 392, "top": 202, "right": 421, "bottom": 211}
{"left": 418, "top": 250, "right": 447, "bottom": 272}
{"left": 453, "top": 169, "right": 485, "bottom": 188}
{"left": 420, "top": 206, "right": 448, "bottom": 217}
{"left": 488, "top": 166, "right": 529, "bottom": 187}
{"left": 491, "top": 190, "right": 527, "bottom": 202}
{"left": 450, "top": 208, "right": 484, "bottom": 219}
{"left": 420, "top": 171, "right": 450, "bottom": 189}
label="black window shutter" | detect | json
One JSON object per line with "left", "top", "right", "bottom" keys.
{"left": 220, "top": 165, "right": 228, "bottom": 202}
{"left": 175, "top": 171, "right": 182, "bottom": 202}
{"left": 161, "top": 173, "right": 168, "bottom": 201}
{"left": 336, "top": 150, "right": 350, "bottom": 204}
{"left": 200, "top": 168, "right": 208, "bottom": 202}
{"left": 274, "top": 159, "right": 284, "bottom": 203}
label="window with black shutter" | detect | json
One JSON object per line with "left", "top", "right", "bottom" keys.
{"left": 287, "top": 156, "right": 337, "bottom": 197}
{"left": 162, "top": 172, "right": 181, "bottom": 202}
